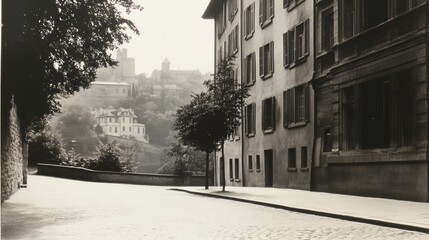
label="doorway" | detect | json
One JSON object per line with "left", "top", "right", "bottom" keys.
{"left": 264, "top": 149, "right": 273, "bottom": 187}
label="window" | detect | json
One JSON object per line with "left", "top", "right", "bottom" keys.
{"left": 284, "top": 0, "right": 305, "bottom": 10}
{"left": 343, "top": 0, "right": 356, "bottom": 39}
{"left": 322, "top": 9, "right": 334, "bottom": 51}
{"left": 284, "top": 84, "right": 309, "bottom": 127}
{"left": 129, "top": 118, "right": 131, "bottom": 123}
{"left": 217, "top": 3, "right": 227, "bottom": 37}
{"left": 245, "top": 103, "right": 256, "bottom": 136}
{"left": 137, "top": 128, "right": 140, "bottom": 134}
{"left": 341, "top": 70, "right": 415, "bottom": 150}
{"left": 360, "top": 0, "right": 388, "bottom": 31}
{"left": 109, "top": 127, "right": 112, "bottom": 132}
{"left": 256, "top": 155, "right": 261, "bottom": 171}
{"left": 259, "top": 41, "right": 274, "bottom": 79}
{"left": 229, "top": 159, "right": 233, "bottom": 180}
{"left": 228, "top": 25, "right": 239, "bottom": 55}
{"left": 259, "top": 0, "right": 274, "bottom": 28}
{"left": 262, "top": 97, "right": 276, "bottom": 132}
{"left": 129, "top": 127, "right": 131, "bottom": 132}
{"left": 301, "top": 147, "right": 308, "bottom": 169}
{"left": 115, "top": 127, "right": 118, "bottom": 133}
{"left": 122, "top": 126, "right": 125, "bottom": 131}
{"left": 283, "top": 20, "right": 309, "bottom": 68}
{"left": 340, "top": 0, "right": 423, "bottom": 40}
{"left": 243, "top": 3, "right": 255, "bottom": 39}
{"left": 228, "top": 0, "right": 238, "bottom": 21}
{"left": 248, "top": 155, "right": 253, "bottom": 171}
{"left": 123, "top": 117, "right": 125, "bottom": 122}
{"left": 288, "top": 148, "right": 296, "bottom": 169}
{"left": 234, "top": 158, "right": 240, "bottom": 179}
{"left": 243, "top": 53, "right": 256, "bottom": 85}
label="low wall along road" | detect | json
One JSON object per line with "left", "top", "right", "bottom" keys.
{"left": 37, "top": 164, "right": 208, "bottom": 186}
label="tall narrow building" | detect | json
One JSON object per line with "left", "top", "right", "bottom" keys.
{"left": 203, "top": 0, "right": 314, "bottom": 190}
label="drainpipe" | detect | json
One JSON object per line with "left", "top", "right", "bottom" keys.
{"left": 214, "top": 18, "right": 218, "bottom": 187}
{"left": 240, "top": 0, "right": 246, "bottom": 187}
{"left": 310, "top": 0, "right": 317, "bottom": 192}
{"left": 425, "top": 2, "right": 429, "bottom": 202}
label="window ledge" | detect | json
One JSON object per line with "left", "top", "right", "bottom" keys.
{"left": 256, "top": 169, "right": 261, "bottom": 172}
{"left": 260, "top": 19, "right": 273, "bottom": 29}
{"left": 300, "top": 168, "right": 309, "bottom": 172}
{"left": 261, "top": 73, "right": 273, "bottom": 80}
{"left": 230, "top": 178, "right": 234, "bottom": 181}
{"left": 285, "top": 121, "right": 307, "bottom": 129}
{"left": 285, "top": 0, "right": 305, "bottom": 12}
{"left": 246, "top": 133, "right": 256, "bottom": 138}
{"left": 235, "top": 136, "right": 240, "bottom": 141}
{"left": 263, "top": 129, "right": 275, "bottom": 134}
{"left": 234, "top": 179, "right": 241, "bottom": 182}
{"left": 287, "top": 168, "right": 297, "bottom": 172}
{"left": 249, "top": 169, "right": 253, "bottom": 172}
{"left": 244, "top": 32, "right": 254, "bottom": 41}
{"left": 246, "top": 80, "right": 256, "bottom": 87}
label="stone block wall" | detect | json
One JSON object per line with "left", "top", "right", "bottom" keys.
{"left": 1, "top": 98, "right": 23, "bottom": 202}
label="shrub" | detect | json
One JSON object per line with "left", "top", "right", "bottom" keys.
{"left": 28, "top": 129, "right": 67, "bottom": 165}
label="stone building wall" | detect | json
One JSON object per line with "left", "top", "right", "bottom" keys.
{"left": 1, "top": 98, "right": 24, "bottom": 202}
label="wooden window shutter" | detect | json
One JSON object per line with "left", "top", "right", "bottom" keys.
{"left": 251, "top": 103, "right": 256, "bottom": 133}
{"left": 304, "top": 19, "right": 309, "bottom": 55}
{"left": 245, "top": 105, "right": 249, "bottom": 135}
{"left": 243, "top": 9, "right": 247, "bottom": 38}
{"left": 243, "top": 56, "right": 248, "bottom": 85}
{"left": 235, "top": 25, "right": 239, "bottom": 51}
{"left": 269, "top": 41, "right": 274, "bottom": 74}
{"left": 286, "top": 88, "right": 295, "bottom": 125}
{"left": 288, "top": 30, "right": 295, "bottom": 64}
{"left": 283, "top": 32, "right": 289, "bottom": 67}
{"left": 305, "top": 84, "right": 310, "bottom": 122}
{"left": 251, "top": 53, "right": 256, "bottom": 82}
{"left": 259, "top": 0, "right": 263, "bottom": 25}
{"left": 259, "top": 46, "right": 264, "bottom": 77}
{"left": 251, "top": 3, "right": 255, "bottom": 33}
{"left": 262, "top": 99, "right": 266, "bottom": 130}
{"left": 283, "top": 91, "right": 287, "bottom": 126}
{"left": 269, "top": 0, "right": 274, "bottom": 18}
{"left": 271, "top": 97, "right": 276, "bottom": 130}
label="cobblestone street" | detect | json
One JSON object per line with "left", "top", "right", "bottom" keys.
{"left": 2, "top": 176, "right": 428, "bottom": 240}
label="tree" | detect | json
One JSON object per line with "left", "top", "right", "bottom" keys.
{"left": 52, "top": 105, "right": 100, "bottom": 156}
{"left": 2, "top": 0, "right": 142, "bottom": 137}
{"left": 205, "top": 56, "right": 250, "bottom": 192}
{"left": 173, "top": 92, "right": 221, "bottom": 189}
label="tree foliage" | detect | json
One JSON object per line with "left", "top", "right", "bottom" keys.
{"left": 2, "top": 0, "right": 142, "bottom": 135}
{"left": 28, "top": 127, "right": 67, "bottom": 166}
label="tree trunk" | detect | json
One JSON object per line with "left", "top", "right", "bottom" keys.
{"left": 205, "top": 151, "right": 209, "bottom": 190}
{"left": 222, "top": 142, "right": 226, "bottom": 192}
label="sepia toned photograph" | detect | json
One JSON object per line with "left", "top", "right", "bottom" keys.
{"left": 1, "top": 0, "right": 429, "bottom": 239}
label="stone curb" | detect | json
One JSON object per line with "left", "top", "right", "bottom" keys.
{"left": 170, "top": 188, "right": 429, "bottom": 234}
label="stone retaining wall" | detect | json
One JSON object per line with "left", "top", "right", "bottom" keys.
{"left": 1, "top": 98, "right": 24, "bottom": 202}
{"left": 37, "top": 164, "right": 208, "bottom": 186}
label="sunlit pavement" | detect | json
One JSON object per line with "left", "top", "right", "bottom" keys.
{"left": 1, "top": 175, "right": 428, "bottom": 240}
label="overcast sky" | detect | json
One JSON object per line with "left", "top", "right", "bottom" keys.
{"left": 119, "top": 0, "right": 214, "bottom": 76}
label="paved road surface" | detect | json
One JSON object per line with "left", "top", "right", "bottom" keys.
{"left": 1, "top": 176, "right": 427, "bottom": 240}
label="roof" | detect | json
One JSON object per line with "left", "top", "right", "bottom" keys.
{"left": 92, "top": 81, "right": 130, "bottom": 86}
{"left": 202, "top": 0, "right": 223, "bottom": 19}
{"left": 163, "top": 58, "right": 170, "bottom": 64}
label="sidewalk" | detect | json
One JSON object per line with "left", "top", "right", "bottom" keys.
{"left": 172, "top": 186, "right": 429, "bottom": 233}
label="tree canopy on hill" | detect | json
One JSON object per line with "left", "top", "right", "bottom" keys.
{"left": 1, "top": 0, "right": 142, "bottom": 136}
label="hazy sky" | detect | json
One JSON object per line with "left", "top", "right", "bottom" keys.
{"left": 120, "top": 0, "right": 214, "bottom": 75}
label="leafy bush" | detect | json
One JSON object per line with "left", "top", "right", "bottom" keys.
{"left": 28, "top": 129, "right": 67, "bottom": 165}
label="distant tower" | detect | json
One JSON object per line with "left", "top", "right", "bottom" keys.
{"left": 116, "top": 48, "right": 135, "bottom": 78}
{"left": 161, "top": 58, "right": 170, "bottom": 81}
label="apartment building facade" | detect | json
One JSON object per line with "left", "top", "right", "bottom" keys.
{"left": 312, "top": 0, "right": 429, "bottom": 201}
{"left": 203, "top": 0, "right": 314, "bottom": 190}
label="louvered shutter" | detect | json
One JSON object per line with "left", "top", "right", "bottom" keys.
{"left": 283, "top": 32, "right": 289, "bottom": 67}
{"left": 251, "top": 53, "right": 256, "bottom": 82}
{"left": 269, "top": 41, "right": 274, "bottom": 74}
{"left": 271, "top": 97, "right": 276, "bottom": 130}
{"left": 259, "top": 47, "right": 264, "bottom": 77}
{"left": 269, "top": 0, "right": 274, "bottom": 18}
{"left": 304, "top": 19, "right": 309, "bottom": 56}
{"left": 305, "top": 84, "right": 310, "bottom": 122}
{"left": 259, "top": 0, "right": 263, "bottom": 25}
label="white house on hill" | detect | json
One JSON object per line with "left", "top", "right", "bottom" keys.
{"left": 93, "top": 107, "right": 149, "bottom": 143}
